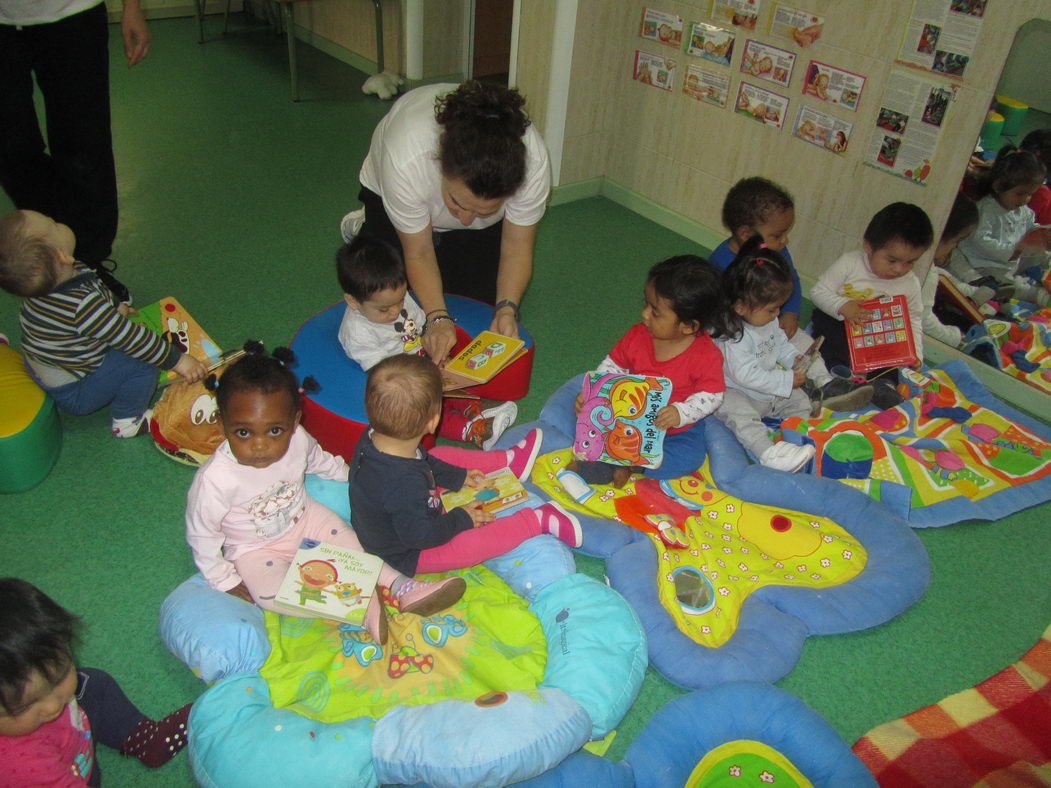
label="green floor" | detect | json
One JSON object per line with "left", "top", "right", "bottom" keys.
{"left": 2, "top": 16, "right": 1050, "bottom": 786}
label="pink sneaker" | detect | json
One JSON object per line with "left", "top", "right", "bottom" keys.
{"left": 505, "top": 427, "right": 543, "bottom": 481}
{"left": 393, "top": 576, "right": 466, "bottom": 616}
{"left": 365, "top": 592, "right": 388, "bottom": 645}
{"left": 535, "top": 502, "right": 583, "bottom": 548}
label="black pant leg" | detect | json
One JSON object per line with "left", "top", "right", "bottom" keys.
{"left": 810, "top": 308, "right": 851, "bottom": 370}
{"left": 76, "top": 667, "right": 146, "bottom": 751}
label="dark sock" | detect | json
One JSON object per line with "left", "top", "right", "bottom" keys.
{"left": 566, "top": 460, "right": 617, "bottom": 484}
{"left": 119, "top": 703, "right": 192, "bottom": 768}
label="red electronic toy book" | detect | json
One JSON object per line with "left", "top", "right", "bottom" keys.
{"left": 846, "top": 294, "right": 918, "bottom": 373}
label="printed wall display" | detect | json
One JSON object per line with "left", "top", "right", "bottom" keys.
{"left": 740, "top": 39, "right": 795, "bottom": 87}
{"left": 712, "top": 0, "right": 761, "bottom": 31}
{"left": 865, "top": 69, "right": 957, "bottom": 184}
{"left": 683, "top": 64, "right": 730, "bottom": 107}
{"left": 640, "top": 8, "right": 684, "bottom": 48}
{"left": 686, "top": 21, "right": 736, "bottom": 67}
{"left": 793, "top": 105, "right": 853, "bottom": 154}
{"left": 801, "top": 60, "right": 866, "bottom": 111}
{"left": 897, "top": 0, "right": 984, "bottom": 78}
{"left": 735, "top": 81, "right": 788, "bottom": 129}
{"left": 769, "top": 4, "right": 823, "bottom": 48}
{"left": 633, "top": 50, "right": 677, "bottom": 91}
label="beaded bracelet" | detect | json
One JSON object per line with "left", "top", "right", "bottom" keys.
{"left": 424, "top": 314, "right": 457, "bottom": 333}
{"left": 493, "top": 299, "right": 520, "bottom": 322}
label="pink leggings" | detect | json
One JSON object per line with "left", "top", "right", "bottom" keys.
{"left": 234, "top": 498, "right": 401, "bottom": 615}
{"left": 414, "top": 445, "right": 543, "bottom": 574}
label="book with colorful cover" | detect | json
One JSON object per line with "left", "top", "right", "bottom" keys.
{"left": 273, "top": 539, "right": 382, "bottom": 626}
{"left": 846, "top": 294, "right": 918, "bottom": 373}
{"left": 441, "top": 331, "right": 527, "bottom": 392}
{"left": 573, "top": 372, "right": 673, "bottom": 469}
{"left": 934, "top": 271, "right": 984, "bottom": 326}
{"left": 440, "top": 467, "right": 529, "bottom": 515}
{"left": 130, "top": 297, "right": 223, "bottom": 383}
{"left": 793, "top": 335, "right": 824, "bottom": 371}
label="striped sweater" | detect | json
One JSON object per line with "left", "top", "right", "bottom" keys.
{"left": 20, "top": 264, "right": 181, "bottom": 386}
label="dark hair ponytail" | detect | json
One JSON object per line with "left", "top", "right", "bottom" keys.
{"left": 723, "top": 236, "right": 794, "bottom": 339}
{"left": 979, "top": 145, "right": 1047, "bottom": 198}
{"left": 211, "top": 341, "right": 315, "bottom": 418}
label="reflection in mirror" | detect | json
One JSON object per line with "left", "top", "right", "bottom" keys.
{"left": 923, "top": 17, "right": 1051, "bottom": 403}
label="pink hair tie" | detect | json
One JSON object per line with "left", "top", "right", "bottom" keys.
{"left": 759, "top": 242, "right": 768, "bottom": 249}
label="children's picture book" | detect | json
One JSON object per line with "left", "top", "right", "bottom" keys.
{"left": 793, "top": 335, "right": 824, "bottom": 371}
{"left": 573, "top": 372, "right": 673, "bottom": 469}
{"left": 846, "top": 294, "right": 919, "bottom": 373}
{"left": 440, "top": 467, "right": 529, "bottom": 515}
{"left": 934, "top": 271, "right": 984, "bottom": 327}
{"left": 441, "top": 331, "right": 527, "bottom": 392}
{"left": 130, "top": 297, "right": 223, "bottom": 383}
{"left": 273, "top": 539, "right": 383, "bottom": 626}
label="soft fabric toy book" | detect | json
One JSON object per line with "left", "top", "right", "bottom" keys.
{"left": 440, "top": 467, "right": 529, "bottom": 515}
{"left": 846, "top": 294, "right": 918, "bottom": 373}
{"left": 273, "top": 539, "right": 382, "bottom": 626}
{"left": 441, "top": 330, "right": 527, "bottom": 392}
{"left": 573, "top": 372, "right": 673, "bottom": 469}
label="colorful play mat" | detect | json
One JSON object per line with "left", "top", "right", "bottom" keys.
{"left": 522, "top": 381, "right": 929, "bottom": 690}
{"left": 961, "top": 300, "right": 1051, "bottom": 395}
{"left": 161, "top": 478, "right": 647, "bottom": 788}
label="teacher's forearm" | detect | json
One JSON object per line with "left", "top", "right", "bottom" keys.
{"left": 495, "top": 222, "right": 537, "bottom": 307}
{"left": 398, "top": 229, "right": 446, "bottom": 314}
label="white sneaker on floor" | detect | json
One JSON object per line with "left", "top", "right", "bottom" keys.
{"left": 340, "top": 208, "right": 365, "bottom": 243}
{"left": 480, "top": 401, "right": 518, "bottom": 450}
{"left": 759, "top": 442, "right": 815, "bottom": 473}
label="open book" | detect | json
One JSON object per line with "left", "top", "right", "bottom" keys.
{"left": 793, "top": 335, "right": 824, "bottom": 372}
{"left": 273, "top": 539, "right": 382, "bottom": 626}
{"left": 130, "top": 297, "right": 226, "bottom": 383}
{"left": 573, "top": 372, "right": 673, "bottom": 469}
{"left": 440, "top": 467, "right": 529, "bottom": 515}
{"left": 846, "top": 294, "right": 918, "bottom": 373}
{"left": 441, "top": 331, "right": 527, "bottom": 392}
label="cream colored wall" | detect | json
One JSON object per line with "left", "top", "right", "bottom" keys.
{"left": 546, "top": 0, "right": 1051, "bottom": 282}
{"left": 289, "top": 0, "right": 403, "bottom": 73}
{"left": 514, "top": 1, "right": 558, "bottom": 134}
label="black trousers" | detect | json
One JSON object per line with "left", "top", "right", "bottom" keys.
{"left": 0, "top": 2, "right": 118, "bottom": 265}
{"left": 76, "top": 667, "right": 147, "bottom": 787}
{"left": 811, "top": 307, "right": 899, "bottom": 382}
{"left": 357, "top": 186, "right": 503, "bottom": 304}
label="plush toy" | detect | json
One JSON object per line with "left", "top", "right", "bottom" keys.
{"left": 362, "top": 71, "right": 403, "bottom": 100}
{"left": 149, "top": 359, "right": 235, "bottom": 467}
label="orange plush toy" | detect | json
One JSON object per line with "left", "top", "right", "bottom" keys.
{"left": 149, "top": 358, "right": 238, "bottom": 466}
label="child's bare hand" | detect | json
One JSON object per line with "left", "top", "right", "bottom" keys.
{"left": 792, "top": 369, "right": 807, "bottom": 388}
{"left": 173, "top": 353, "right": 207, "bottom": 384}
{"left": 654, "top": 405, "right": 680, "bottom": 430}
{"left": 779, "top": 312, "right": 799, "bottom": 338}
{"left": 226, "top": 582, "right": 254, "bottom": 603}
{"left": 464, "top": 469, "right": 489, "bottom": 489}
{"left": 462, "top": 501, "right": 494, "bottom": 527}
{"left": 117, "top": 303, "right": 138, "bottom": 318}
{"left": 839, "top": 301, "right": 865, "bottom": 325}
{"left": 573, "top": 392, "right": 584, "bottom": 416}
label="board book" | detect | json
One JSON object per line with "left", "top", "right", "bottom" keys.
{"left": 793, "top": 335, "right": 824, "bottom": 372}
{"left": 273, "top": 539, "right": 382, "bottom": 626}
{"left": 846, "top": 294, "right": 918, "bottom": 374}
{"left": 130, "top": 297, "right": 223, "bottom": 383}
{"left": 440, "top": 467, "right": 529, "bottom": 515}
{"left": 573, "top": 372, "right": 673, "bottom": 469}
{"left": 934, "top": 271, "right": 985, "bottom": 327}
{"left": 441, "top": 331, "right": 526, "bottom": 392}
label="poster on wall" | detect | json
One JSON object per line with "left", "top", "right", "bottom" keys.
{"left": 735, "top": 81, "right": 788, "bottom": 129}
{"left": 896, "top": 0, "right": 985, "bottom": 78}
{"left": 801, "top": 60, "right": 865, "bottom": 111}
{"left": 769, "top": 4, "right": 823, "bottom": 48}
{"left": 633, "top": 50, "right": 677, "bottom": 91}
{"left": 712, "top": 0, "right": 761, "bottom": 31}
{"left": 793, "top": 105, "right": 853, "bottom": 154}
{"left": 864, "top": 69, "right": 958, "bottom": 184}
{"left": 686, "top": 21, "right": 736, "bottom": 66}
{"left": 640, "top": 8, "right": 684, "bottom": 48}
{"left": 683, "top": 64, "right": 730, "bottom": 107}
{"left": 740, "top": 39, "right": 795, "bottom": 87}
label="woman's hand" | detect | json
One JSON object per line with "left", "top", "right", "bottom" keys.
{"left": 462, "top": 501, "right": 494, "bottom": 528}
{"left": 423, "top": 319, "right": 458, "bottom": 364}
{"left": 489, "top": 309, "right": 520, "bottom": 339}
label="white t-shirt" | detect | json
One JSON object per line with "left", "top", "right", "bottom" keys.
{"left": 0, "top": 0, "right": 100, "bottom": 25}
{"left": 337, "top": 293, "right": 427, "bottom": 370}
{"left": 358, "top": 83, "right": 551, "bottom": 235}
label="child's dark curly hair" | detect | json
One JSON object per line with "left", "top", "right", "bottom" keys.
{"left": 205, "top": 341, "right": 317, "bottom": 419}
{"left": 648, "top": 255, "right": 733, "bottom": 339}
{"left": 720, "top": 176, "right": 794, "bottom": 233}
{"left": 336, "top": 236, "right": 405, "bottom": 302}
{"left": 978, "top": 145, "right": 1047, "bottom": 199}
{"left": 435, "top": 81, "right": 530, "bottom": 200}
{"left": 0, "top": 578, "right": 78, "bottom": 715}
{"left": 723, "top": 236, "right": 794, "bottom": 339}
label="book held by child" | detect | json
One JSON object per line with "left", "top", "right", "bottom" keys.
{"left": 131, "top": 297, "right": 224, "bottom": 383}
{"left": 273, "top": 538, "right": 383, "bottom": 625}
{"left": 573, "top": 372, "right": 673, "bottom": 469}
{"left": 441, "top": 330, "right": 527, "bottom": 392}
{"left": 440, "top": 467, "right": 530, "bottom": 515}
{"left": 846, "top": 294, "right": 919, "bottom": 373}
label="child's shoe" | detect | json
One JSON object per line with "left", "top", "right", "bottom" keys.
{"left": 112, "top": 410, "right": 152, "bottom": 438}
{"left": 817, "top": 380, "right": 874, "bottom": 414}
{"left": 365, "top": 592, "right": 388, "bottom": 644}
{"left": 340, "top": 207, "right": 365, "bottom": 243}
{"left": 534, "top": 502, "right": 583, "bottom": 548}
{"left": 86, "top": 258, "right": 131, "bottom": 304}
{"left": 481, "top": 401, "right": 517, "bottom": 450}
{"left": 871, "top": 380, "right": 905, "bottom": 410}
{"left": 759, "top": 442, "right": 815, "bottom": 473}
{"left": 392, "top": 576, "right": 466, "bottom": 616}
{"left": 505, "top": 427, "right": 543, "bottom": 480}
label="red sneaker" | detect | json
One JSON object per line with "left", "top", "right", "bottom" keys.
{"left": 505, "top": 427, "right": 543, "bottom": 481}
{"left": 535, "top": 502, "right": 583, "bottom": 548}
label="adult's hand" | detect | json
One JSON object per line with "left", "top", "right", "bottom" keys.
{"left": 122, "top": 0, "right": 151, "bottom": 67}
{"left": 423, "top": 318, "right": 458, "bottom": 364}
{"left": 489, "top": 308, "right": 519, "bottom": 339}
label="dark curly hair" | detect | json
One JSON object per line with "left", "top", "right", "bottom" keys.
{"left": 0, "top": 578, "right": 78, "bottom": 715}
{"left": 435, "top": 81, "right": 531, "bottom": 200}
{"left": 720, "top": 177, "right": 794, "bottom": 234}
{"left": 205, "top": 342, "right": 316, "bottom": 419}
{"left": 336, "top": 235, "right": 405, "bottom": 302}
{"left": 722, "top": 236, "right": 794, "bottom": 339}
{"left": 648, "top": 255, "right": 733, "bottom": 339}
